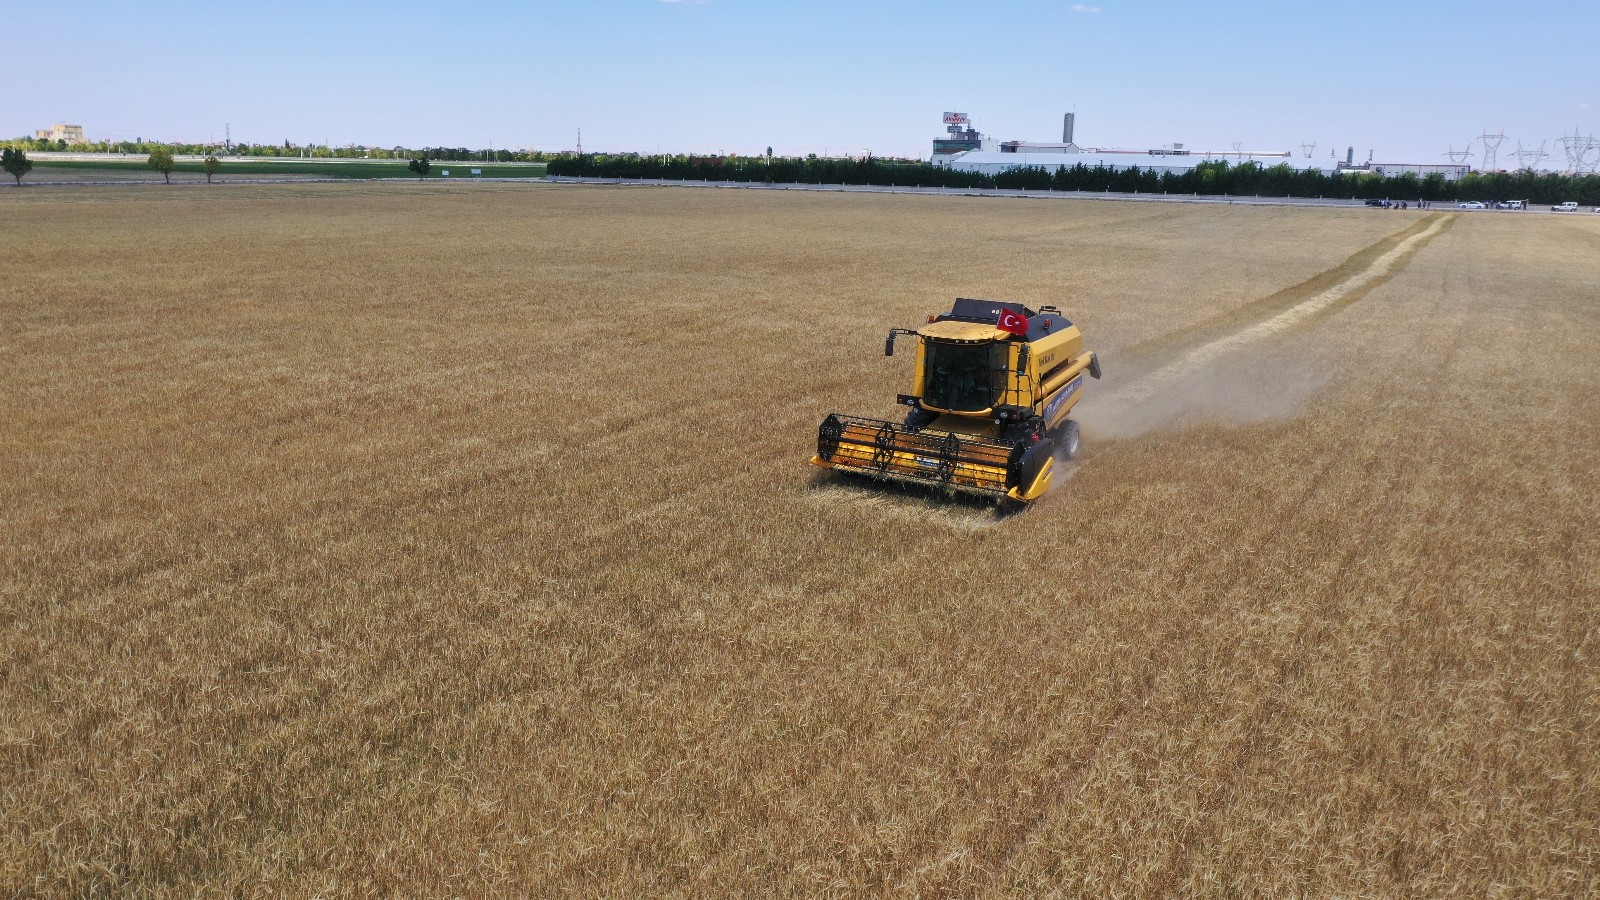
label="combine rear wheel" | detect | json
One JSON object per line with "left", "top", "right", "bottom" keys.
{"left": 1058, "top": 419, "right": 1082, "bottom": 460}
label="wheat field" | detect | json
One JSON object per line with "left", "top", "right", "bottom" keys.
{"left": 2, "top": 182, "right": 1597, "bottom": 896}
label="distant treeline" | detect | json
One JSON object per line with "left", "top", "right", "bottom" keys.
{"left": 551, "top": 154, "right": 1600, "bottom": 206}
{"left": 10, "top": 134, "right": 1599, "bottom": 203}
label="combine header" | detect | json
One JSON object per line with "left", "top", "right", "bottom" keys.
{"left": 811, "top": 298, "right": 1101, "bottom": 505}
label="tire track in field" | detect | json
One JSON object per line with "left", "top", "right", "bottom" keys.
{"left": 1079, "top": 213, "right": 1455, "bottom": 437}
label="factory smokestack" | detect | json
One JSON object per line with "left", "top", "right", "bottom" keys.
{"left": 1063, "top": 112, "right": 1076, "bottom": 145}
{"left": 1347, "top": 146, "right": 1354, "bottom": 167}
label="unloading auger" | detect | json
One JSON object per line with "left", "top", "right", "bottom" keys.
{"left": 811, "top": 298, "right": 1101, "bottom": 505}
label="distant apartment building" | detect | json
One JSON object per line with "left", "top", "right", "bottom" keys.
{"left": 35, "top": 123, "right": 86, "bottom": 144}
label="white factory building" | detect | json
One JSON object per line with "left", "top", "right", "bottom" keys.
{"left": 929, "top": 112, "right": 1472, "bottom": 180}
{"left": 933, "top": 112, "right": 1333, "bottom": 176}
{"left": 1367, "top": 161, "right": 1470, "bottom": 180}
{"left": 942, "top": 148, "right": 1332, "bottom": 176}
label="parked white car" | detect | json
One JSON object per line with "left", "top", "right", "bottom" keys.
{"left": 1459, "top": 201, "right": 1486, "bottom": 209}
{"left": 1552, "top": 201, "right": 1579, "bottom": 212}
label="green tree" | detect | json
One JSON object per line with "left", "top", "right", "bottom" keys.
{"left": 202, "top": 155, "right": 221, "bottom": 183}
{"left": 2, "top": 147, "right": 33, "bottom": 186}
{"left": 408, "top": 156, "right": 431, "bottom": 179}
{"left": 147, "top": 146, "right": 175, "bottom": 183}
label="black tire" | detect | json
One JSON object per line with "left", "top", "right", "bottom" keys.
{"left": 903, "top": 407, "right": 937, "bottom": 430}
{"left": 1058, "top": 419, "right": 1081, "bottom": 461}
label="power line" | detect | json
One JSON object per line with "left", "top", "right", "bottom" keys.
{"left": 1477, "top": 130, "right": 1507, "bottom": 171}
{"left": 1512, "top": 140, "right": 1548, "bottom": 171}
{"left": 1557, "top": 128, "right": 1599, "bottom": 174}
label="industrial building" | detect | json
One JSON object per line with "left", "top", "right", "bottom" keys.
{"left": 931, "top": 112, "right": 996, "bottom": 158}
{"left": 1332, "top": 146, "right": 1469, "bottom": 181}
{"left": 932, "top": 112, "right": 1328, "bottom": 176}
{"left": 931, "top": 114, "right": 1474, "bottom": 181}
{"left": 35, "top": 123, "right": 85, "bottom": 144}
{"left": 945, "top": 147, "right": 1334, "bottom": 177}
{"left": 997, "top": 113, "right": 1084, "bottom": 154}
{"left": 1366, "top": 162, "right": 1469, "bottom": 180}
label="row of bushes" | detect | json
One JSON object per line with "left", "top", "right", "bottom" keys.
{"left": 549, "top": 155, "right": 1600, "bottom": 206}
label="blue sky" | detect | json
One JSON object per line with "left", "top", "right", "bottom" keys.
{"left": 4, "top": 0, "right": 1594, "bottom": 163}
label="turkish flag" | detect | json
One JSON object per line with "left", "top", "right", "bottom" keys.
{"left": 997, "top": 308, "right": 1029, "bottom": 336}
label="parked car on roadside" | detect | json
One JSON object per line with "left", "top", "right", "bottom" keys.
{"left": 1552, "top": 201, "right": 1579, "bottom": 212}
{"left": 1364, "top": 198, "right": 1391, "bottom": 207}
{"left": 1459, "top": 201, "right": 1486, "bottom": 209}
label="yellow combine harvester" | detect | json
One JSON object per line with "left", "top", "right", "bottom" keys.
{"left": 811, "top": 298, "right": 1101, "bottom": 504}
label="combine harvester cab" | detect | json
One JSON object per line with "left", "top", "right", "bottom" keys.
{"left": 811, "top": 298, "right": 1101, "bottom": 505}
